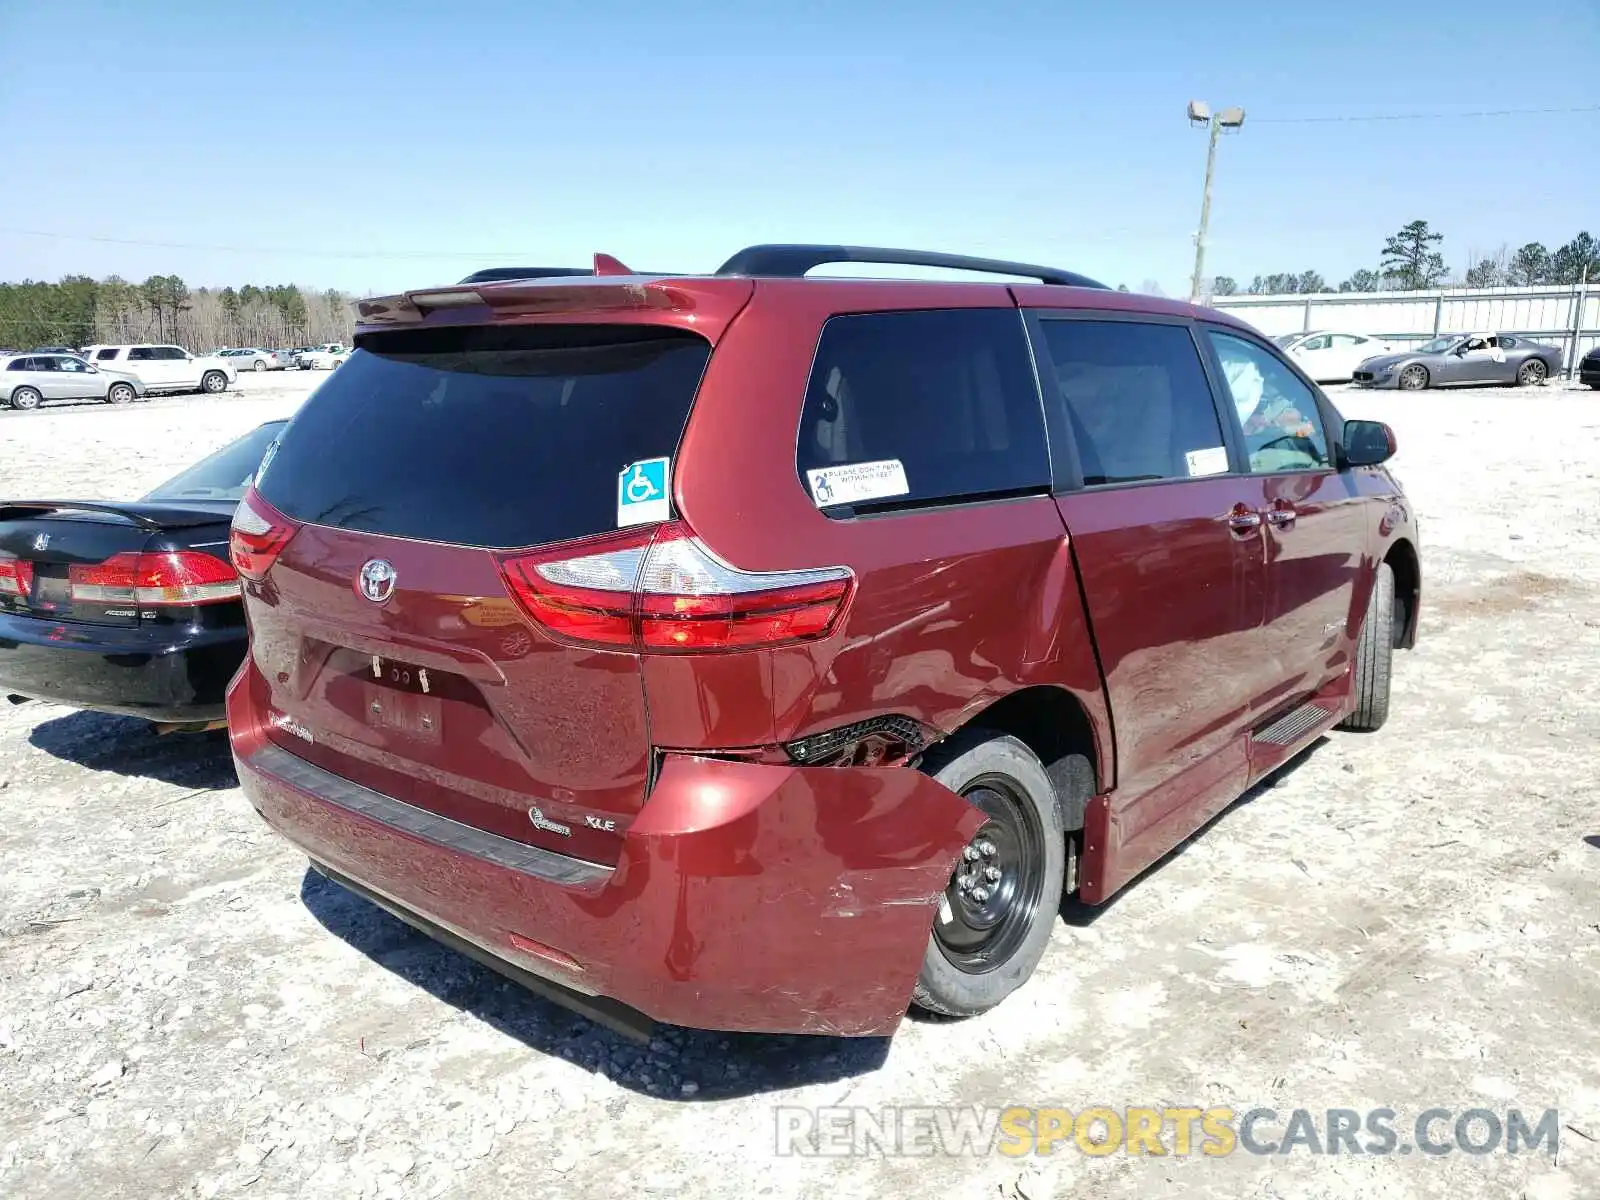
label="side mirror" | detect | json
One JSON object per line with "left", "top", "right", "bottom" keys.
{"left": 1343, "top": 419, "right": 1396, "bottom": 468}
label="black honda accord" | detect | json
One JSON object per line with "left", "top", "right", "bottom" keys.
{"left": 0, "top": 420, "right": 286, "bottom": 729}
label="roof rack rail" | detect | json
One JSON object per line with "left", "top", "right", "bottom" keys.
{"left": 456, "top": 267, "right": 593, "bottom": 285}
{"left": 714, "top": 244, "right": 1109, "bottom": 289}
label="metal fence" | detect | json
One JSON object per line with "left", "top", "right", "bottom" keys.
{"left": 1211, "top": 283, "right": 1597, "bottom": 376}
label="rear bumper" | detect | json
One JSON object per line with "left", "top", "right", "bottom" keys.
{"left": 0, "top": 613, "right": 243, "bottom": 721}
{"left": 228, "top": 672, "right": 983, "bottom": 1037}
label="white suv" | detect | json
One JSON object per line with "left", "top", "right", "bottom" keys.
{"left": 81, "top": 345, "right": 237, "bottom": 394}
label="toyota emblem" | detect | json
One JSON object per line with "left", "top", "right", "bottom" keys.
{"left": 357, "top": 559, "right": 398, "bottom": 604}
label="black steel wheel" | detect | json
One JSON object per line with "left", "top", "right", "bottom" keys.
{"left": 911, "top": 731, "right": 1066, "bottom": 1018}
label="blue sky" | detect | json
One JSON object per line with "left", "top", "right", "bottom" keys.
{"left": 1, "top": 0, "right": 1596, "bottom": 295}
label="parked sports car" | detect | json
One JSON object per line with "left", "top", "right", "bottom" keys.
{"left": 0, "top": 420, "right": 286, "bottom": 729}
{"left": 1352, "top": 332, "right": 1561, "bottom": 390}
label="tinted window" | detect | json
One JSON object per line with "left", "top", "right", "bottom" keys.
{"left": 128, "top": 347, "right": 156, "bottom": 361}
{"left": 146, "top": 421, "right": 288, "bottom": 502}
{"left": 7, "top": 359, "right": 29, "bottom": 372}
{"left": 96, "top": 348, "right": 120, "bottom": 360}
{"left": 32, "top": 357, "right": 60, "bottom": 372}
{"left": 795, "top": 309, "right": 1048, "bottom": 512}
{"left": 1208, "top": 332, "right": 1330, "bottom": 473}
{"left": 1036, "top": 319, "right": 1227, "bottom": 486}
{"left": 256, "top": 324, "right": 711, "bottom": 549}
{"left": 159, "top": 347, "right": 189, "bottom": 360}
{"left": 1498, "top": 335, "right": 1517, "bottom": 348}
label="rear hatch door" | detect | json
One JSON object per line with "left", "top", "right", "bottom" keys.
{"left": 247, "top": 319, "right": 719, "bottom": 866}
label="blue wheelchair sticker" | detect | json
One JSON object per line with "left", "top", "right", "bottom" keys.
{"left": 617, "top": 456, "right": 671, "bottom": 527}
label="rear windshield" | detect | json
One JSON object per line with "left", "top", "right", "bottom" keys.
{"left": 145, "top": 421, "right": 288, "bottom": 502}
{"left": 254, "top": 324, "right": 711, "bottom": 549}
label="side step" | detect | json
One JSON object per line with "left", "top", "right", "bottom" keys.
{"left": 1253, "top": 701, "right": 1333, "bottom": 747}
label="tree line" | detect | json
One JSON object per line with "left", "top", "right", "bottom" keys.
{"left": 0, "top": 275, "right": 357, "bottom": 352}
{"left": 1213, "top": 222, "right": 1600, "bottom": 297}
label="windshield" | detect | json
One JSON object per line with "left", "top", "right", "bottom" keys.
{"left": 1272, "top": 334, "right": 1302, "bottom": 348}
{"left": 1414, "top": 336, "right": 1461, "bottom": 355}
{"left": 143, "top": 421, "right": 288, "bottom": 501}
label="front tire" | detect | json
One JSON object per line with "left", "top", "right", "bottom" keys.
{"left": 1516, "top": 359, "right": 1547, "bottom": 386}
{"left": 1398, "top": 365, "right": 1429, "bottom": 391}
{"left": 107, "top": 382, "right": 135, "bottom": 405}
{"left": 10, "top": 386, "right": 41, "bottom": 411}
{"left": 911, "top": 731, "right": 1066, "bottom": 1019}
{"left": 201, "top": 371, "right": 228, "bottom": 394}
{"left": 1338, "top": 563, "right": 1395, "bottom": 732}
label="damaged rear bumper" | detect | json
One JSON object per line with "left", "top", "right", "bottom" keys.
{"left": 230, "top": 680, "right": 982, "bottom": 1037}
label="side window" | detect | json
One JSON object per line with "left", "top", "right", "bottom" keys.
{"left": 1300, "top": 334, "right": 1331, "bottom": 351}
{"left": 1498, "top": 335, "right": 1517, "bottom": 349}
{"left": 160, "top": 347, "right": 188, "bottom": 360}
{"left": 58, "top": 357, "right": 88, "bottom": 372}
{"left": 8, "top": 358, "right": 33, "bottom": 372}
{"left": 33, "top": 357, "right": 60, "bottom": 372}
{"left": 1208, "top": 332, "right": 1331, "bottom": 473}
{"left": 129, "top": 347, "right": 155, "bottom": 361}
{"left": 795, "top": 309, "right": 1050, "bottom": 512}
{"left": 96, "top": 348, "right": 120, "bottom": 361}
{"left": 1331, "top": 335, "right": 1361, "bottom": 348}
{"left": 1035, "top": 319, "right": 1227, "bottom": 486}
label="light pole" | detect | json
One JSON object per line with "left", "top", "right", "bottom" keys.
{"left": 1187, "top": 100, "right": 1246, "bottom": 304}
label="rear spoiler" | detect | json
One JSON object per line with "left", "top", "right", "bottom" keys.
{"left": 0, "top": 500, "right": 234, "bottom": 529}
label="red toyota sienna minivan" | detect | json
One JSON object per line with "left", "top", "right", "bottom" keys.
{"left": 227, "top": 245, "right": 1419, "bottom": 1041}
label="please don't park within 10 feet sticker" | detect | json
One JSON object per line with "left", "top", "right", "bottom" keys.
{"left": 806, "top": 460, "right": 910, "bottom": 508}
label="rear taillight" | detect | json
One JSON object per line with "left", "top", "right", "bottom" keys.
{"left": 498, "top": 521, "right": 853, "bottom": 654}
{"left": 230, "top": 489, "right": 299, "bottom": 582}
{"left": 69, "top": 551, "right": 240, "bottom": 606}
{"left": 0, "top": 553, "right": 34, "bottom": 598}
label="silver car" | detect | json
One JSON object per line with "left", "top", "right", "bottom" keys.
{"left": 1352, "top": 332, "right": 1562, "bottom": 390}
{"left": 0, "top": 354, "right": 147, "bottom": 411}
{"left": 220, "top": 348, "right": 284, "bottom": 372}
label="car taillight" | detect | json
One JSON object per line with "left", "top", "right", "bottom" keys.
{"left": 498, "top": 521, "right": 853, "bottom": 654}
{"left": 0, "top": 553, "right": 34, "bottom": 597}
{"left": 230, "top": 489, "right": 299, "bottom": 581}
{"left": 68, "top": 551, "right": 240, "bottom": 606}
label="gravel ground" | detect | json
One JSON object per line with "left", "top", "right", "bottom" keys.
{"left": 1, "top": 372, "right": 1597, "bottom": 1200}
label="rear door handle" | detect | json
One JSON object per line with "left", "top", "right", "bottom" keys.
{"left": 1227, "top": 508, "right": 1262, "bottom": 531}
{"left": 1266, "top": 507, "right": 1296, "bottom": 527}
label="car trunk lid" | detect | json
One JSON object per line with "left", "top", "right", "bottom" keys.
{"left": 0, "top": 501, "right": 237, "bottom": 626}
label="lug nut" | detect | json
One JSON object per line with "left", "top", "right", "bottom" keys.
{"left": 963, "top": 846, "right": 980, "bottom": 862}
{"left": 984, "top": 866, "right": 1001, "bottom": 882}
{"left": 977, "top": 840, "right": 997, "bottom": 857}
{"left": 971, "top": 887, "right": 991, "bottom": 903}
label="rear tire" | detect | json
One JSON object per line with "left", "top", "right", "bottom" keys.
{"left": 1516, "top": 359, "right": 1547, "bottom": 386}
{"left": 911, "top": 731, "right": 1065, "bottom": 1019}
{"left": 202, "top": 371, "right": 228, "bottom": 394}
{"left": 10, "top": 386, "right": 41, "bottom": 411}
{"left": 1398, "top": 365, "right": 1429, "bottom": 391}
{"left": 253, "top": 359, "right": 267, "bottom": 372}
{"left": 107, "top": 382, "right": 135, "bottom": 405}
{"left": 1338, "top": 563, "right": 1395, "bottom": 732}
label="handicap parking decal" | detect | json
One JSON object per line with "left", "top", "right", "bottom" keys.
{"left": 617, "top": 457, "right": 671, "bottom": 527}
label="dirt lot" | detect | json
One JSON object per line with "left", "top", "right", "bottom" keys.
{"left": 1, "top": 372, "right": 1597, "bottom": 1200}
